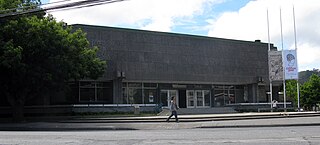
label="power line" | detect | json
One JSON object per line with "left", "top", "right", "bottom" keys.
{"left": 0, "top": 0, "right": 70, "bottom": 14}
{"left": 0, "top": 0, "right": 127, "bottom": 18}
{"left": 46, "top": 0, "right": 127, "bottom": 12}
{"left": 42, "top": 0, "right": 74, "bottom": 6}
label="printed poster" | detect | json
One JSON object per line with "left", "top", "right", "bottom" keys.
{"left": 283, "top": 50, "right": 298, "bottom": 80}
{"left": 268, "top": 51, "right": 283, "bottom": 81}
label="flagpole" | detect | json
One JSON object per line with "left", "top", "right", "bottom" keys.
{"left": 293, "top": 5, "right": 300, "bottom": 110}
{"left": 267, "top": 9, "right": 273, "bottom": 109}
{"left": 280, "top": 8, "right": 287, "bottom": 110}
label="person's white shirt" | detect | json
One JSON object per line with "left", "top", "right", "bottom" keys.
{"left": 272, "top": 100, "right": 278, "bottom": 108}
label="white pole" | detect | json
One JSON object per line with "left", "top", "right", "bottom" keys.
{"left": 267, "top": 9, "right": 273, "bottom": 109}
{"left": 280, "top": 8, "right": 284, "bottom": 51}
{"left": 280, "top": 8, "right": 287, "bottom": 109}
{"left": 293, "top": 6, "right": 300, "bottom": 110}
{"left": 267, "top": 9, "right": 271, "bottom": 52}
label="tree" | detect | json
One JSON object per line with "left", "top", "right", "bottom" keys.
{"left": 285, "top": 79, "right": 299, "bottom": 107}
{"left": 299, "top": 69, "right": 320, "bottom": 84}
{"left": 300, "top": 74, "right": 320, "bottom": 110}
{"left": 0, "top": 1, "right": 106, "bottom": 121}
{"left": 0, "top": 0, "right": 43, "bottom": 21}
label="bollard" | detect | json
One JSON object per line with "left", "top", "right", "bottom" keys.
{"left": 134, "top": 105, "right": 140, "bottom": 115}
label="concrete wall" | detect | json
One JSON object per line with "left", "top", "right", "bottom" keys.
{"left": 74, "top": 24, "right": 270, "bottom": 85}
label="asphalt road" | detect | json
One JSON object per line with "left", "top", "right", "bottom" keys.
{"left": 1, "top": 126, "right": 320, "bottom": 145}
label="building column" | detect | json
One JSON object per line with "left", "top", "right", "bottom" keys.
{"left": 113, "top": 79, "right": 123, "bottom": 104}
{"left": 247, "top": 84, "right": 258, "bottom": 103}
{"left": 251, "top": 84, "right": 257, "bottom": 103}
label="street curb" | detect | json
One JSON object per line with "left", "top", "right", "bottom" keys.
{"left": 0, "top": 123, "right": 137, "bottom": 131}
{"left": 0, "top": 127, "right": 137, "bottom": 131}
{"left": 197, "top": 123, "right": 320, "bottom": 129}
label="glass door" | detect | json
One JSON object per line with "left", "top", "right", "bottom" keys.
{"left": 187, "top": 90, "right": 210, "bottom": 108}
{"left": 187, "top": 90, "right": 195, "bottom": 108}
{"left": 160, "top": 90, "right": 178, "bottom": 107}
{"left": 196, "top": 90, "right": 204, "bottom": 107}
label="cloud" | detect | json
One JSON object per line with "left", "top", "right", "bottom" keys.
{"left": 47, "top": 0, "right": 219, "bottom": 32}
{"left": 207, "top": 0, "right": 320, "bottom": 71}
{"left": 296, "top": 43, "right": 320, "bottom": 70}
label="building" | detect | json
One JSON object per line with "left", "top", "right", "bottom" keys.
{"left": 68, "top": 24, "right": 280, "bottom": 111}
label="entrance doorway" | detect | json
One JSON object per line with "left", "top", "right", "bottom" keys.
{"left": 160, "top": 90, "right": 178, "bottom": 107}
{"left": 178, "top": 90, "right": 186, "bottom": 108}
{"left": 186, "top": 90, "right": 210, "bottom": 108}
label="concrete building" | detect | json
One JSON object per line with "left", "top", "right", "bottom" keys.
{"left": 67, "top": 24, "right": 280, "bottom": 111}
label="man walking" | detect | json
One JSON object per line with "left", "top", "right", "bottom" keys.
{"left": 166, "top": 96, "right": 179, "bottom": 123}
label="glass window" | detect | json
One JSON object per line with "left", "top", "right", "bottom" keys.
{"left": 80, "top": 82, "right": 95, "bottom": 88}
{"left": 97, "top": 87, "right": 113, "bottom": 103}
{"left": 187, "top": 90, "right": 195, "bottom": 108}
{"left": 236, "top": 85, "right": 244, "bottom": 89}
{"left": 196, "top": 91, "right": 204, "bottom": 106}
{"left": 128, "top": 83, "right": 142, "bottom": 87}
{"left": 160, "top": 90, "right": 168, "bottom": 107}
{"left": 214, "top": 89, "right": 224, "bottom": 107}
{"left": 214, "top": 85, "right": 224, "bottom": 89}
{"left": 143, "top": 83, "right": 157, "bottom": 88}
{"left": 96, "top": 82, "right": 104, "bottom": 87}
{"left": 144, "top": 89, "right": 157, "bottom": 104}
{"left": 204, "top": 90, "right": 211, "bottom": 106}
{"left": 227, "top": 90, "right": 235, "bottom": 104}
{"left": 79, "top": 81, "right": 113, "bottom": 103}
{"left": 128, "top": 88, "right": 142, "bottom": 104}
{"left": 122, "top": 88, "right": 128, "bottom": 104}
{"left": 235, "top": 87, "right": 244, "bottom": 103}
{"left": 213, "top": 85, "right": 237, "bottom": 106}
{"left": 80, "top": 88, "right": 95, "bottom": 102}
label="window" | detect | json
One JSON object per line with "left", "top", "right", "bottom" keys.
{"left": 213, "top": 85, "right": 239, "bottom": 106}
{"left": 79, "top": 81, "right": 112, "bottom": 103}
{"left": 128, "top": 88, "right": 142, "bottom": 104}
{"left": 123, "top": 82, "right": 158, "bottom": 104}
{"left": 204, "top": 90, "right": 210, "bottom": 106}
{"left": 144, "top": 89, "right": 157, "bottom": 104}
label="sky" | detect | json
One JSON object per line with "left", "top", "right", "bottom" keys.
{"left": 41, "top": 0, "right": 320, "bottom": 71}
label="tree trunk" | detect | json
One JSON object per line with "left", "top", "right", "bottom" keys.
{"left": 12, "top": 102, "right": 25, "bottom": 122}
{"left": 6, "top": 93, "right": 26, "bottom": 122}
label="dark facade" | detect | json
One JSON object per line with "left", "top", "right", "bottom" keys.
{"left": 69, "top": 24, "right": 277, "bottom": 109}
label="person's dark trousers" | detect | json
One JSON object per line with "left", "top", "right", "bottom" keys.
{"left": 166, "top": 111, "right": 178, "bottom": 122}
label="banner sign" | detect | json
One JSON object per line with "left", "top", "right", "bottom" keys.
{"left": 268, "top": 51, "right": 283, "bottom": 81}
{"left": 283, "top": 50, "right": 298, "bottom": 80}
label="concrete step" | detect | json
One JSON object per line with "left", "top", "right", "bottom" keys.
{"left": 157, "top": 107, "right": 237, "bottom": 116}
{"left": 63, "top": 112, "right": 320, "bottom": 123}
{"left": 178, "top": 107, "right": 237, "bottom": 115}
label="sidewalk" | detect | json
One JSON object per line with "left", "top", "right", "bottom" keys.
{"left": 0, "top": 112, "right": 320, "bottom": 131}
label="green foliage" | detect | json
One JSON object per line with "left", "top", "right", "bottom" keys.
{"left": 0, "top": 0, "right": 41, "bottom": 12}
{"left": 0, "top": 15, "right": 106, "bottom": 101}
{"left": 299, "top": 69, "right": 320, "bottom": 84}
{"left": 0, "top": 14, "right": 105, "bottom": 122}
{"left": 300, "top": 74, "right": 320, "bottom": 109}
{"left": 285, "top": 80, "right": 298, "bottom": 106}
{"left": 0, "top": 0, "right": 105, "bottom": 121}
{"left": 0, "top": 40, "right": 23, "bottom": 69}
{"left": 0, "top": 0, "right": 44, "bottom": 24}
